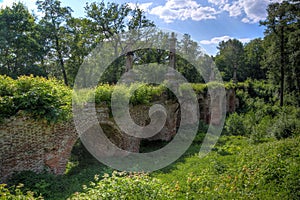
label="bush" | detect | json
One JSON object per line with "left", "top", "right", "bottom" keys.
{"left": 235, "top": 79, "right": 279, "bottom": 113}
{"left": 0, "top": 75, "right": 15, "bottom": 96}
{"left": 237, "top": 79, "right": 278, "bottom": 102}
{"left": 249, "top": 115, "right": 274, "bottom": 143}
{"left": 0, "top": 183, "right": 42, "bottom": 199}
{"left": 8, "top": 171, "right": 65, "bottom": 199}
{"left": 0, "top": 75, "right": 71, "bottom": 122}
{"left": 68, "top": 172, "right": 174, "bottom": 200}
{"left": 272, "top": 106, "right": 300, "bottom": 139}
{"left": 224, "top": 85, "right": 299, "bottom": 142}
{"left": 224, "top": 112, "right": 248, "bottom": 136}
{"left": 95, "top": 84, "right": 113, "bottom": 104}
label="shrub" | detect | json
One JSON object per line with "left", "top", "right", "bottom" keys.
{"left": 0, "top": 75, "right": 71, "bottom": 122}
{"left": 95, "top": 84, "right": 113, "bottom": 104}
{"left": 235, "top": 79, "right": 279, "bottom": 113}
{"left": 224, "top": 112, "right": 248, "bottom": 136}
{"left": 272, "top": 106, "right": 300, "bottom": 139}
{"left": 8, "top": 171, "right": 65, "bottom": 199}
{"left": 190, "top": 83, "right": 207, "bottom": 94}
{"left": 249, "top": 115, "right": 274, "bottom": 143}
{"left": 238, "top": 79, "right": 278, "bottom": 102}
{"left": 0, "top": 183, "right": 42, "bottom": 199}
{"left": 130, "top": 84, "right": 156, "bottom": 105}
{"left": 0, "top": 75, "right": 15, "bottom": 96}
{"left": 68, "top": 172, "right": 174, "bottom": 200}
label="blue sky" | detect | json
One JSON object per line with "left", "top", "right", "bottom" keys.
{"left": 0, "top": 0, "right": 283, "bottom": 55}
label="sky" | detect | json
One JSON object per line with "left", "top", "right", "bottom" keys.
{"left": 0, "top": 0, "right": 283, "bottom": 55}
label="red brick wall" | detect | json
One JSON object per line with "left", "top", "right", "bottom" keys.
{"left": 0, "top": 116, "right": 77, "bottom": 182}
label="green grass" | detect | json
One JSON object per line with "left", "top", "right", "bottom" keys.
{"left": 153, "top": 135, "right": 300, "bottom": 199}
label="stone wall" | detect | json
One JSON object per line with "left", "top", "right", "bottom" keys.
{"left": 0, "top": 89, "right": 237, "bottom": 182}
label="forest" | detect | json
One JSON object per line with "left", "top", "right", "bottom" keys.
{"left": 0, "top": 0, "right": 299, "bottom": 199}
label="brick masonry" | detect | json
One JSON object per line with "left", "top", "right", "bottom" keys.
{"left": 0, "top": 89, "right": 237, "bottom": 182}
{"left": 0, "top": 116, "right": 77, "bottom": 182}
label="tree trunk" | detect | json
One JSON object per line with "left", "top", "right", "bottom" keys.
{"left": 55, "top": 35, "right": 68, "bottom": 86}
{"left": 233, "top": 64, "right": 237, "bottom": 84}
{"left": 279, "top": 20, "right": 285, "bottom": 107}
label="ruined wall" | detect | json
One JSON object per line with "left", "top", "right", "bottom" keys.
{"left": 0, "top": 89, "right": 237, "bottom": 182}
{"left": 0, "top": 116, "right": 77, "bottom": 182}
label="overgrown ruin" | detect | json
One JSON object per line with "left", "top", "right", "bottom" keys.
{"left": 0, "top": 90, "right": 236, "bottom": 182}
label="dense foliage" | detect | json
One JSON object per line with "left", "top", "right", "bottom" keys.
{"left": 0, "top": 75, "right": 71, "bottom": 122}
{"left": 0, "top": 3, "right": 46, "bottom": 79}
{"left": 68, "top": 172, "right": 174, "bottom": 200}
{"left": 0, "top": 184, "right": 42, "bottom": 199}
{"left": 231, "top": 79, "right": 300, "bottom": 141}
{"left": 261, "top": 0, "right": 300, "bottom": 106}
{"left": 215, "top": 0, "right": 299, "bottom": 106}
{"left": 1, "top": 74, "right": 233, "bottom": 122}
{"left": 0, "top": 1, "right": 154, "bottom": 86}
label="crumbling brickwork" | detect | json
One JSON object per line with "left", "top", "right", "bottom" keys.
{"left": 0, "top": 89, "right": 237, "bottom": 182}
{"left": 0, "top": 116, "right": 77, "bottom": 182}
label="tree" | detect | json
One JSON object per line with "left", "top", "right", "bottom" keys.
{"left": 85, "top": 1, "right": 154, "bottom": 56}
{"left": 215, "top": 39, "right": 244, "bottom": 82}
{"left": 244, "top": 38, "right": 266, "bottom": 80}
{"left": 176, "top": 34, "right": 204, "bottom": 83}
{"left": 84, "top": 1, "right": 155, "bottom": 84}
{"left": 37, "top": 0, "right": 73, "bottom": 86}
{"left": 65, "top": 17, "right": 96, "bottom": 85}
{"left": 260, "top": 0, "right": 300, "bottom": 106}
{"left": 0, "top": 2, "right": 45, "bottom": 78}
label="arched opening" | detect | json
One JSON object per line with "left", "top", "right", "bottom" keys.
{"left": 65, "top": 122, "right": 128, "bottom": 176}
{"left": 65, "top": 139, "right": 105, "bottom": 176}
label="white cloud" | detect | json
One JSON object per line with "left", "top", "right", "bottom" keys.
{"left": 191, "top": 7, "right": 217, "bottom": 20}
{"left": 164, "top": 0, "right": 199, "bottom": 9}
{"left": 222, "top": 0, "right": 283, "bottom": 24}
{"left": 149, "top": 5, "right": 178, "bottom": 23}
{"left": 200, "top": 35, "right": 251, "bottom": 45}
{"left": 208, "top": 0, "right": 229, "bottom": 6}
{"left": 223, "top": 1, "right": 242, "bottom": 17}
{"left": 147, "top": 0, "right": 282, "bottom": 24}
{"left": 239, "top": 38, "right": 252, "bottom": 43}
{"left": 200, "top": 36, "right": 231, "bottom": 45}
{"left": 241, "top": 0, "right": 283, "bottom": 23}
{"left": 149, "top": 0, "right": 217, "bottom": 23}
{"left": 127, "top": 2, "right": 153, "bottom": 12}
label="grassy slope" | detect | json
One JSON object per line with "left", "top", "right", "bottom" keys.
{"left": 153, "top": 135, "right": 300, "bottom": 199}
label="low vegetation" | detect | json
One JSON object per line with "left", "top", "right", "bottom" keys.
{"left": 154, "top": 136, "right": 300, "bottom": 199}
{"left": 0, "top": 75, "right": 71, "bottom": 122}
{"left": 6, "top": 135, "right": 299, "bottom": 199}
{"left": 1, "top": 75, "right": 234, "bottom": 122}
